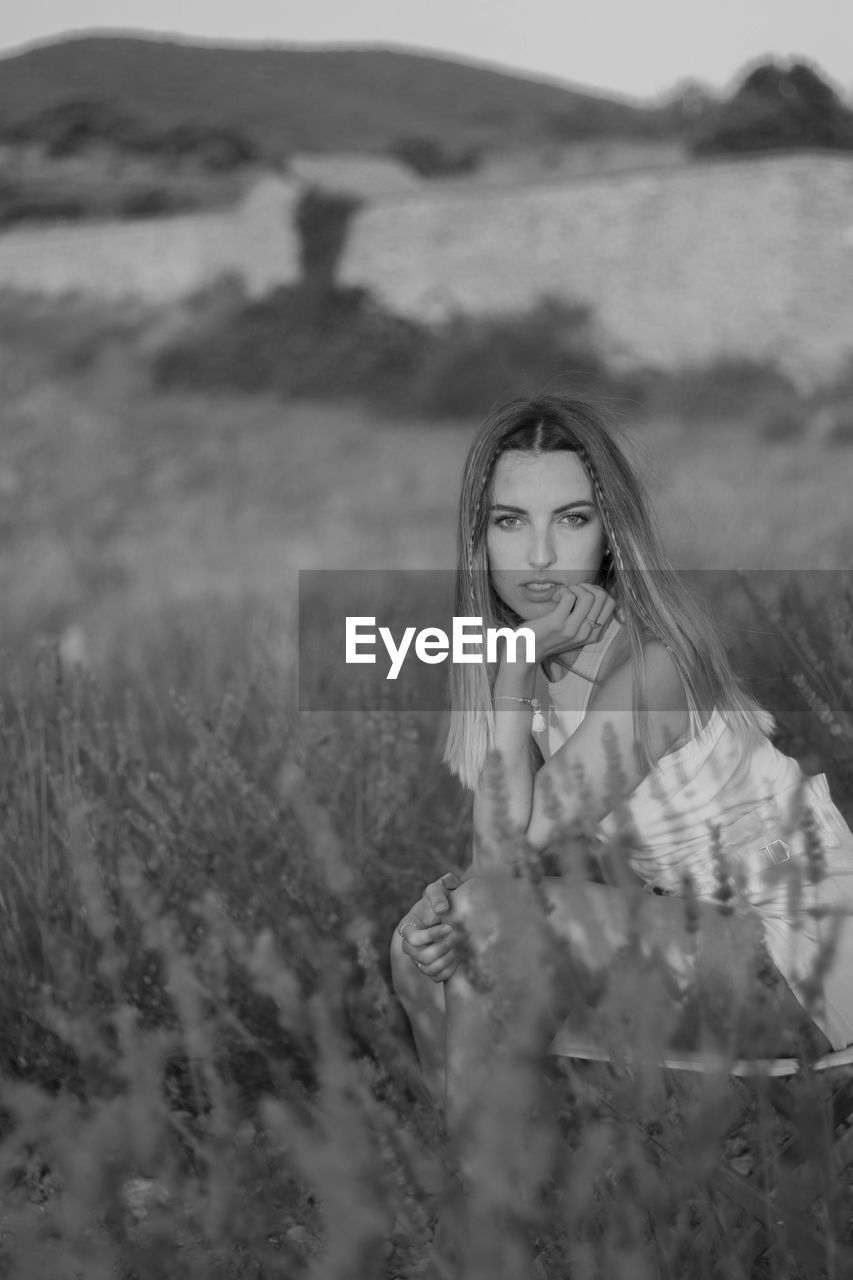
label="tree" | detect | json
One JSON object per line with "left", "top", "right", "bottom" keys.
{"left": 0, "top": 100, "right": 256, "bottom": 169}
{"left": 152, "top": 123, "right": 256, "bottom": 170}
{"left": 294, "top": 187, "right": 363, "bottom": 294}
{"left": 391, "top": 135, "right": 481, "bottom": 178}
{"left": 692, "top": 59, "right": 853, "bottom": 156}
{"left": 0, "top": 99, "right": 150, "bottom": 155}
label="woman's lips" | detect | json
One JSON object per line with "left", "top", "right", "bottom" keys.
{"left": 520, "top": 581, "right": 560, "bottom": 600}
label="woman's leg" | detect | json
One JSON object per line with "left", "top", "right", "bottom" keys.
{"left": 389, "top": 920, "right": 448, "bottom": 1110}
{"left": 398, "top": 871, "right": 830, "bottom": 1277}
{"left": 442, "top": 870, "right": 832, "bottom": 1147}
{"left": 390, "top": 869, "right": 833, "bottom": 1128}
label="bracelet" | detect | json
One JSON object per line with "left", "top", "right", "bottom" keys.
{"left": 493, "top": 695, "right": 546, "bottom": 733}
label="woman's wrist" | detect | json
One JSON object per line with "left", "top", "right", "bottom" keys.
{"left": 493, "top": 693, "right": 545, "bottom": 733}
{"left": 492, "top": 652, "right": 537, "bottom": 700}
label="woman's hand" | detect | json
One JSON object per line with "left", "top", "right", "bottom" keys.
{"left": 399, "top": 872, "right": 463, "bottom": 982}
{"left": 519, "top": 583, "right": 618, "bottom": 668}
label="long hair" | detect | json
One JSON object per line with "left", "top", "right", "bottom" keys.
{"left": 442, "top": 394, "right": 775, "bottom": 790}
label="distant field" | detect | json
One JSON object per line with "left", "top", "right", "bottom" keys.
{"left": 0, "top": 148, "right": 249, "bottom": 227}
{"left": 2, "top": 329, "right": 850, "bottom": 685}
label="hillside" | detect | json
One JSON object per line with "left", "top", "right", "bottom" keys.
{"left": 0, "top": 34, "right": 677, "bottom": 160}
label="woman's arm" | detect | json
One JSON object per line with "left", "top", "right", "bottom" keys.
{"left": 471, "top": 584, "right": 620, "bottom": 872}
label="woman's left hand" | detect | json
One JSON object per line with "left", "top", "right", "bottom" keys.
{"left": 399, "top": 899, "right": 458, "bottom": 983}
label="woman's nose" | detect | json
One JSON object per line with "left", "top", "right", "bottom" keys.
{"left": 528, "top": 528, "right": 556, "bottom": 567}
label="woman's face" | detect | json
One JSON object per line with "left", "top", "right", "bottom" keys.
{"left": 486, "top": 449, "right": 608, "bottom": 621}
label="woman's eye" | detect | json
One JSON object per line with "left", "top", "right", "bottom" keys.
{"left": 489, "top": 512, "right": 589, "bottom": 527}
{"left": 493, "top": 513, "right": 588, "bottom": 530}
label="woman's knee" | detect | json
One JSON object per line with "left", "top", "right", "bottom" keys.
{"left": 389, "top": 912, "right": 426, "bottom": 997}
{"left": 446, "top": 875, "right": 504, "bottom": 938}
{"left": 447, "top": 873, "right": 546, "bottom": 954}
{"left": 389, "top": 915, "right": 410, "bottom": 978}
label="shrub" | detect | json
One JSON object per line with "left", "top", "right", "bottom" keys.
{"left": 0, "top": 99, "right": 257, "bottom": 171}
{"left": 647, "top": 356, "right": 804, "bottom": 425}
{"left": 802, "top": 359, "right": 853, "bottom": 446}
{"left": 809, "top": 360, "right": 853, "bottom": 447}
{"left": 152, "top": 279, "right": 838, "bottom": 430}
{"left": 117, "top": 184, "right": 198, "bottom": 218}
{"left": 151, "top": 286, "right": 641, "bottom": 421}
{"left": 153, "top": 282, "right": 427, "bottom": 402}
{"left": 1, "top": 98, "right": 151, "bottom": 157}
{"left": 391, "top": 134, "right": 482, "bottom": 177}
{"left": 153, "top": 123, "right": 256, "bottom": 171}
{"left": 825, "top": 406, "right": 853, "bottom": 446}
{"left": 817, "top": 355, "right": 853, "bottom": 405}
{"left": 756, "top": 395, "right": 806, "bottom": 442}
{"left": 693, "top": 58, "right": 853, "bottom": 156}
{"left": 401, "top": 297, "right": 607, "bottom": 419}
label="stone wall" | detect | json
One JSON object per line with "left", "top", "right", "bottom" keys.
{"left": 338, "top": 153, "right": 853, "bottom": 385}
{"left": 0, "top": 173, "right": 301, "bottom": 303}
{"left": 4, "top": 152, "right": 853, "bottom": 387}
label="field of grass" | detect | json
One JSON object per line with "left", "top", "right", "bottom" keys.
{"left": 2, "top": 296, "right": 853, "bottom": 1277}
{"left": 3, "top": 303, "right": 852, "bottom": 656}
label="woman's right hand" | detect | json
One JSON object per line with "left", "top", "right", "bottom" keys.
{"left": 522, "top": 583, "right": 618, "bottom": 667}
{"left": 399, "top": 871, "right": 463, "bottom": 982}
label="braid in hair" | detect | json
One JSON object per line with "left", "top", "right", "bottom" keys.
{"left": 577, "top": 447, "right": 679, "bottom": 672}
{"left": 576, "top": 446, "right": 638, "bottom": 614}
{"left": 467, "top": 437, "right": 505, "bottom": 569}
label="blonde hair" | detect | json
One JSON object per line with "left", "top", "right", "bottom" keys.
{"left": 442, "top": 394, "right": 775, "bottom": 790}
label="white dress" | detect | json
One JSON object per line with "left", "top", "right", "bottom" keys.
{"left": 532, "top": 616, "right": 853, "bottom": 1050}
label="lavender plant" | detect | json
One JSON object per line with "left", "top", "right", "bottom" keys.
{"left": 0, "top": 578, "right": 851, "bottom": 1278}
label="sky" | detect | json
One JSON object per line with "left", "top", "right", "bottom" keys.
{"left": 0, "top": 0, "right": 850, "bottom": 102}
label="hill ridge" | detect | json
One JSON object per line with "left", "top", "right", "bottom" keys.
{"left": 0, "top": 33, "right": 676, "bottom": 158}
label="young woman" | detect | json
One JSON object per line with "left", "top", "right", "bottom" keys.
{"left": 390, "top": 394, "right": 853, "bottom": 1140}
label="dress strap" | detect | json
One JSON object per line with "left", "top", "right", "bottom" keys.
{"left": 568, "top": 616, "right": 623, "bottom": 684}
{"left": 569, "top": 617, "right": 624, "bottom": 720}
{"left": 541, "top": 617, "right": 625, "bottom": 740}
